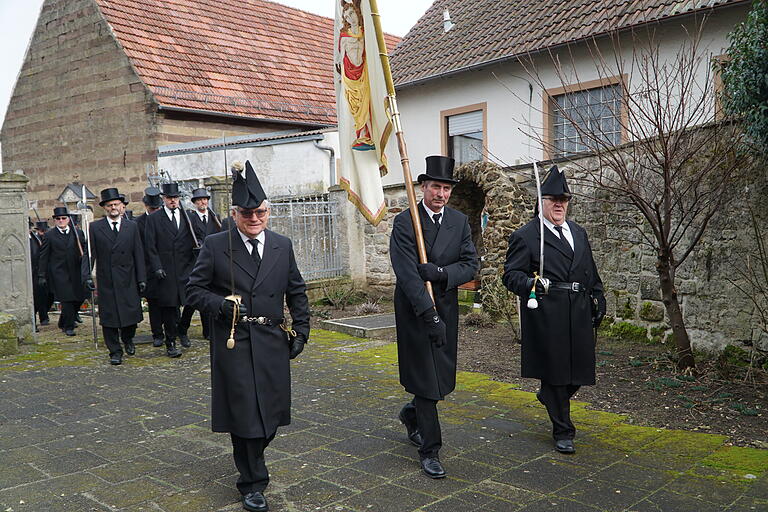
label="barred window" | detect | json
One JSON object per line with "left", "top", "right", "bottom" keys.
{"left": 552, "top": 84, "right": 623, "bottom": 157}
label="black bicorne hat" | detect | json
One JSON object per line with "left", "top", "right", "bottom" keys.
{"left": 232, "top": 161, "right": 267, "bottom": 209}
{"left": 161, "top": 182, "right": 181, "bottom": 197}
{"left": 540, "top": 165, "right": 571, "bottom": 197}
{"left": 191, "top": 188, "right": 211, "bottom": 200}
{"left": 417, "top": 155, "right": 459, "bottom": 184}
{"left": 36, "top": 221, "right": 49, "bottom": 231}
{"left": 52, "top": 206, "right": 69, "bottom": 218}
{"left": 142, "top": 186, "right": 163, "bottom": 208}
{"left": 99, "top": 187, "right": 123, "bottom": 206}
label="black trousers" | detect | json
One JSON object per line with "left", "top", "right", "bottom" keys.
{"left": 58, "top": 301, "right": 78, "bottom": 331}
{"left": 178, "top": 306, "right": 210, "bottom": 338}
{"left": 146, "top": 298, "right": 164, "bottom": 339}
{"left": 33, "top": 285, "right": 49, "bottom": 322}
{"left": 402, "top": 396, "right": 442, "bottom": 458}
{"left": 230, "top": 433, "right": 275, "bottom": 495}
{"left": 160, "top": 306, "right": 179, "bottom": 343}
{"left": 538, "top": 381, "right": 581, "bottom": 440}
{"left": 103, "top": 325, "right": 137, "bottom": 357}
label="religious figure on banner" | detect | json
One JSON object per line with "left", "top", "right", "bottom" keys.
{"left": 336, "top": 0, "right": 375, "bottom": 151}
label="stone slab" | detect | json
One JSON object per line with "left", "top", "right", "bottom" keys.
{"left": 320, "top": 313, "right": 396, "bottom": 338}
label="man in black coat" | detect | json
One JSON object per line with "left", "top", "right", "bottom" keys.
{"left": 390, "top": 156, "right": 479, "bottom": 479}
{"left": 503, "top": 166, "right": 606, "bottom": 454}
{"left": 30, "top": 221, "right": 51, "bottom": 327}
{"left": 187, "top": 162, "right": 309, "bottom": 512}
{"left": 144, "top": 182, "right": 196, "bottom": 357}
{"left": 83, "top": 188, "right": 147, "bottom": 365}
{"left": 135, "top": 187, "right": 165, "bottom": 347}
{"left": 38, "top": 207, "right": 87, "bottom": 336}
{"left": 178, "top": 187, "right": 221, "bottom": 344}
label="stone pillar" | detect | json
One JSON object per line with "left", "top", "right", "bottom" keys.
{"left": 0, "top": 171, "right": 34, "bottom": 344}
{"left": 329, "top": 185, "right": 367, "bottom": 286}
{"left": 203, "top": 176, "right": 231, "bottom": 221}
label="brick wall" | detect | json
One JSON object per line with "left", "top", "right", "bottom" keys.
{"left": 1, "top": 0, "right": 156, "bottom": 213}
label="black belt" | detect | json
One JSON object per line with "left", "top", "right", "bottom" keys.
{"left": 239, "top": 316, "right": 284, "bottom": 326}
{"left": 549, "top": 281, "right": 586, "bottom": 293}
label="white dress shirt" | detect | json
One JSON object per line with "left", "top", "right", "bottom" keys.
{"left": 196, "top": 209, "right": 208, "bottom": 223}
{"left": 541, "top": 215, "right": 574, "bottom": 251}
{"left": 108, "top": 215, "right": 122, "bottom": 232}
{"left": 239, "top": 229, "right": 265, "bottom": 258}
{"left": 164, "top": 206, "right": 180, "bottom": 229}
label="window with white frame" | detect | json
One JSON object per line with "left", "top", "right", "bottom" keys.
{"left": 447, "top": 110, "right": 484, "bottom": 164}
{"left": 551, "top": 83, "right": 623, "bottom": 157}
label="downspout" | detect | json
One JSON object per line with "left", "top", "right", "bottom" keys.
{"left": 314, "top": 140, "right": 336, "bottom": 187}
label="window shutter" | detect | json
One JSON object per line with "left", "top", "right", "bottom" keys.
{"left": 448, "top": 110, "right": 483, "bottom": 136}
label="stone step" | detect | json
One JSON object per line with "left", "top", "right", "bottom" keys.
{"left": 320, "top": 313, "right": 396, "bottom": 339}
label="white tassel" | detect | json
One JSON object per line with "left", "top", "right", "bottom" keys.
{"left": 527, "top": 297, "right": 539, "bottom": 309}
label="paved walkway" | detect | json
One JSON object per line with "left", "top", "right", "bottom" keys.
{"left": 0, "top": 322, "right": 766, "bottom": 512}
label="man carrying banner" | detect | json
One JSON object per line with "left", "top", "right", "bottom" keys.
{"left": 390, "top": 156, "right": 479, "bottom": 478}
{"left": 83, "top": 188, "right": 146, "bottom": 365}
{"left": 503, "top": 166, "right": 606, "bottom": 454}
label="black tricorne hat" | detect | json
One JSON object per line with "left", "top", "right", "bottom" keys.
{"left": 142, "top": 186, "right": 163, "bottom": 208}
{"left": 161, "top": 182, "right": 181, "bottom": 197}
{"left": 52, "top": 206, "right": 69, "bottom": 218}
{"left": 191, "top": 188, "right": 211, "bottom": 200}
{"left": 36, "top": 221, "right": 49, "bottom": 231}
{"left": 540, "top": 165, "right": 571, "bottom": 197}
{"left": 99, "top": 187, "right": 123, "bottom": 206}
{"left": 232, "top": 161, "right": 267, "bottom": 209}
{"left": 417, "top": 156, "right": 459, "bottom": 184}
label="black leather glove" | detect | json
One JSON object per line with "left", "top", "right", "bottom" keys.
{"left": 526, "top": 277, "right": 548, "bottom": 295}
{"left": 289, "top": 336, "right": 305, "bottom": 360}
{"left": 420, "top": 308, "right": 447, "bottom": 347}
{"left": 38, "top": 277, "right": 47, "bottom": 288}
{"left": 138, "top": 281, "right": 146, "bottom": 293}
{"left": 417, "top": 263, "right": 447, "bottom": 283}
{"left": 219, "top": 298, "right": 238, "bottom": 324}
{"left": 154, "top": 269, "right": 167, "bottom": 280}
{"left": 85, "top": 278, "right": 96, "bottom": 291}
{"left": 592, "top": 295, "right": 606, "bottom": 328}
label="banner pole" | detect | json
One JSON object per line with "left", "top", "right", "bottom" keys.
{"left": 368, "top": 0, "right": 434, "bottom": 302}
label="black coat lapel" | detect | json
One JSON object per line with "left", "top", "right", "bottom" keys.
{"left": 225, "top": 228, "right": 257, "bottom": 280}
{"left": 542, "top": 224, "right": 573, "bottom": 260}
{"left": 568, "top": 222, "right": 585, "bottom": 271}
{"left": 252, "top": 230, "right": 281, "bottom": 290}
{"left": 430, "top": 208, "right": 455, "bottom": 259}
{"left": 417, "top": 203, "right": 439, "bottom": 252}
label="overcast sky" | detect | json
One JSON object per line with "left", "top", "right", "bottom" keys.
{"left": 0, "top": 0, "right": 432, "bottom": 123}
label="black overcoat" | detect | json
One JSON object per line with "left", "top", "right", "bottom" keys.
{"left": 144, "top": 208, "right": 196, "bottom": 307}
{"left": 83, "top": 218, "right": 146, "bottom": 328}
{"left": 187, "top": 208, "right": 221, "bottom": 243}
{"left": 503, "top": 218, "right": 605, "bottom": 386}
{"left": 135, "top": 213, "right": 160, "bottom": 300}
{"left": 38, "top": 227, "right": 87, "bottom": 303}
{"left": 389, "top": 204, "right": 479, "bottom": 400}
{"left": 30, "top": 233, "right": 49, "bottom": 313}
{"left": 186, "top": 228, "right": 310, "bottom": 439}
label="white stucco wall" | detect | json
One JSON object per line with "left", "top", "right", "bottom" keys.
{"left": 158, "top": 131, "right": 340, "bottom": 199}
{"left": 384, "top": 6, "right": 748, "bottom": 185}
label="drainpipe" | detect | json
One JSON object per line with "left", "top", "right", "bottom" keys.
{"left": 314, "top": 140, "right": 336, "bottom": 186}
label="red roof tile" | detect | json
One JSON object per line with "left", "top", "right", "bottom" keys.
{"left": 391, "top": 0, "right": 748, "bottom": 87}
{"left": 95, "top": 0, "right": 399, "bottom": 125}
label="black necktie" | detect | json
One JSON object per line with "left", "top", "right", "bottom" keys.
{"left": 112, "top": 221, "right": 118, "bottom": 233}
{"left": 433, "top": 213, "right": 442, "bottom": 226}
{"left": 248, "top": 239, "right": 261, "bottom": 270}
{"left": 202, "top": 214, "right": 207, "bottom": 225}
{"left": 554, "top": 225, "right": 573, "bottom": 257}
{"left": 170, "top": 209, "right": 178, "bottom": 231}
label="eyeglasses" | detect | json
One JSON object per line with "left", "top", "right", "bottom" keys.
{"left": 543, "top": 196, "right": 571, "bottom": 204}
{"left": 54, "top": 216, "right": 68, "bottom": 220}
{"left": 237, "top": 208, "right": 269, "bottom": 219}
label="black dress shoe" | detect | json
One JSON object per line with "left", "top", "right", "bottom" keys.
{"left": 65, "top": 329, "right": 76, "bottom": 336}
{"left": 166, "top": 343, "right": 182, "bottom": 358}
{"left": 124, "top": 340, "right": 136, "bottom": 356}
{"left": 110, "top": 354, "right": 122, "bottom": 365}
{"left": 555, "top": 439, "right": 575, "bottom": 454}
{"left": 152, "top": 336, "right": 164, "bottom": 347}
{"left": 421, "top": 457, "right": 446, "bottom": 478}
{"left": 179, "top": 334, "right": 191, "bottom": 348}
{"left": 40, "top": 319, "right": 50, "bottom": 326}
{"left": 398, "top": 409, "right": 423, "bottom": 447}
{"left": 242, "top": 491, "right": 268, "bottom": 511}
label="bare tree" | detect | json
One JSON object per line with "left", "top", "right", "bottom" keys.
{"left": 518, "top": 24, "right": 747, "bottom": 372}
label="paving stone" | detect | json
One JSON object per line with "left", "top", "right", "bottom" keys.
{"left": 90, "top": 455, "right": 169, "bottom": 483}
{"left": 626, "top": 489, "right": 728, "bottom": 512}
{"left": 349, "top": 452, "right": 415, "bottom": 479}
{"left": 32, "top": 448, "right": 110, "bottom": 477}
{"left": 0, "top": 463, "right": 48, "bottom": 490}
{"left": 340, "top": 483, "right": 436, "bottom": 511}
{"left": 317, "top": 466, "right": 389, "bottom": 491}
{"left": 559, "top": 476, "right": 651, "bottom": 511}
{"left": 83, "top": 476, "right": 177, "bottom": 508}
{"left": 516, "top": 498, "right": 602, "bottom": 512}
{"left": 592, "top": 461, "right": 677, "bottom": 491}
{"left": 493, "top": 457, "right": 592, "bottom": 493}
{"left": 726, "top": 496, "right": 768, "bottom": 511}
{"left": 663, "top": 473, "right": 748, "bottom": 506}
{"left": 462, "top": 480, "right": 542, "bottom": 505}
{"left": 284, "top": 477, "right": 356, "bottom": 509}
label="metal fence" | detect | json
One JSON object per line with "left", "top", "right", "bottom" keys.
{"left": 269, "top": 194, "right": 343, "bottom": 282}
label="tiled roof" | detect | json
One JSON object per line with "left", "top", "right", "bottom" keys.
{"left": 95, "top": 0, "right": 399, "bottom": 125}
{"left": 391, "top": 0, "right": 747, "bottom": 87}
